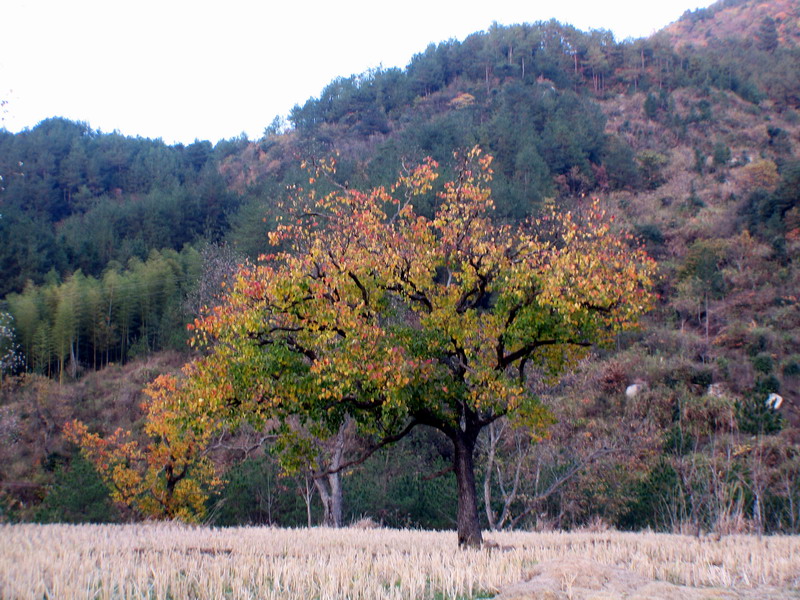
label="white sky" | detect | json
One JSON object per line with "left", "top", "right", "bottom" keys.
{"left": 0, "top": 0, "right": 716, "bottom": 145}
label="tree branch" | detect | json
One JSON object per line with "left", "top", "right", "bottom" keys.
{"left": 206, "top": 432, "right": 276, "bottom": 459}
{"left": 312, "top": 419, "right": 419, "bottom": 477}
{"left": 476, "top": 409, "right": 507, "bottom": 429}
{"left": 509, "top": 446, "right": 612, "bottom": 528}
{"left": 498, "top": 338, "right": 591, "bottom": 370}
{"left": 423, "top": 465, "right": 454, "bottom": 481}
{"left": 348, "top": 271, "right": 370, "bottom": 309}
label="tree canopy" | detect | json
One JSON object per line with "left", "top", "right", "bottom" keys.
{"left": 71, "top": 148, "right": 654, "bottom": 544}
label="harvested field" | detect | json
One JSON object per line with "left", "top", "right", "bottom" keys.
{"left": 1, "top": 524, "right": 799, "bottom": 599}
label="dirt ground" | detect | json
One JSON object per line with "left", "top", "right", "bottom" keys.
{"left": 494, "top": 557, "right": 800, "bottom": 600}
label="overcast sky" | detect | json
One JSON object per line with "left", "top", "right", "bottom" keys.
{"left": 1, "top": 0, "right": 717, "bottom": 145}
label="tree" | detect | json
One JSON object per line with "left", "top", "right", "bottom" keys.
{"left": 637, "top": 151, "right": 669, "bottom": 190}
{"left": 305, "top": 418, "right": 353, "bottom": 527}
{"left": 756, "top": 17, "right": 779, "bottom": 53}
{"left": 712, "top": 141, "right": 731, "bottom": 170}
{"left": 65, "top": 372, "right": 219, "bottom": 521}
{"left": 52, "top": 272, "right": 81, "bottom": 382}
{"left": 0, "top": 311, "right": 22, "bottom": 378}
{"left": 738, "top": 159, "right": 779, "bottom": 196}
{"left": 34, "top": 453, "right": 119, "bottom": 524}
{"left": 92, "top": 148, "right": 654, "bottom": 545}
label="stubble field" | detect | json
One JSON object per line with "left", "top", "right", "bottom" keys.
{"left": 1, "top": 523, "right": 799, "bottom": 599}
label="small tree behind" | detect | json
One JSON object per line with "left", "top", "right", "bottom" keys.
{"left": 0, "top": 312, "right": 22, "bottom": 380}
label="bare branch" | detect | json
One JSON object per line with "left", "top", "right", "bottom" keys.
{"left": 206, "top": 432, "right": 277, "bottom": 459}
{"left": 423, "top": 465, "right": 454, "bottom": 481}
{"left": 312, "top": 419, "right": 419, "bottom": 477}
{"left": 509, "top": 446, "right": 612, "bottom": 529}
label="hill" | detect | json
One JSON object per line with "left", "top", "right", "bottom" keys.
{"left": 665, "top": 0, "right": 800, "bottom": 49}
{"left": 1, "top": 0, "right": 799, "bottom": 533}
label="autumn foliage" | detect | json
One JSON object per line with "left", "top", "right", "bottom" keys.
{"left": 65, "top": 372, "right": 219, "bottom": 521}
{"left": 70, "top": 147, "right": 654, "bottom": 538}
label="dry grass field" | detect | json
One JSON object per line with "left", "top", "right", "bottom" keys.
{"left": 1, "top": 523, "right": 799, "bottom": 599}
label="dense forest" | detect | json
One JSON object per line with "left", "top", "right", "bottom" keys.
{"left": 1, "top": 0, "right": 799, "bottom": 535}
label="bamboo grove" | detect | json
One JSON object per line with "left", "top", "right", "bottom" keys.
{"left": 4, "top": 248, "right": 202, "bottom": 380}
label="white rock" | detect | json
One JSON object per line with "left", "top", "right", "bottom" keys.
{"left": 625, "top": 384, "right": 643, "bottom": 399}
{"left": 766, "top": 393, "right": 783, "bottom": 410}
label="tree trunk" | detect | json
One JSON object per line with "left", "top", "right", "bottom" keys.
{"left": 329, "top": 471, "right": 342, "bottom": 526}
{"left": 301, "top": 474, "right": 314, "bottom": 527}
{"left": 69, "top": 339, "right": 77, "bottom": 379}
{"left": 452, "top": 430, "right": 482, "bottom": 547}
{"left": 313, "top": 419, "right": 347, "bottom": 527}
{"left": 313, "top": 470, "right": 343, "bottom": 527}
{"left": 328, "top": 421, "right": 345, "bottom": 527}
{"left": 483, "top": 422, "right": 499, "bottom": 531}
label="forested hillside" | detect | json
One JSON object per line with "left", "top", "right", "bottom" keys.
{"left": 0, "top": 121, "right": 248, "bottom": 294}
{"left": 1, "top": 0, "right": 799, "bottom": 534}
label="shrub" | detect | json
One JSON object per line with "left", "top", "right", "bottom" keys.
{"left": 34, "top": 453, "right": 119, "bottom": 524}
{"left": 619, "top": 458, "right": 680, "bottom": 531}
{"left": 751, "top": 353, "right": 774, "bottom": 374}
{"left": 637, "top": 151, "right": 669, "bottom": 190}
{"left": 781, "top": 357, "right": 800, "bottom": 377}
{"left": 712, "top": 141, "right": 731, "bottom": 169}
{"left": 745, "top": 327, "right": 776, "bottom": 357}
{"left": 689, "top": 367, "right": 713, "bottom": 388}
{"left": 634, "top": 224, "right": 666, "bottom": 258}
{"left": 664, "top": 425, "right": 696, "bottom": 456}
{"left": 736, "top": 377, "right": 783, "bottom": 435}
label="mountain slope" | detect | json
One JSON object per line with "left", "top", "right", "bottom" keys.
{"left": 2, "top": 3, "right": 800, "bottom": 532}
{"left": 665, "top": 0, "right": 800, "bottom": 49}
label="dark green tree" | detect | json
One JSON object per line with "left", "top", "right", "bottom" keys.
{"left": 756, "top": 17, "right": 779, "bottom": 53}
{"left": 35, "top": 454, "right": 119, "bottom": 524}
{"left": 737, "top": 379, "right": 784, "bottom": 436}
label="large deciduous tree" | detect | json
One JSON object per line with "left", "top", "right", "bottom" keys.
{"left": 76, "top": 147, "right": 655, "bottom": 545}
